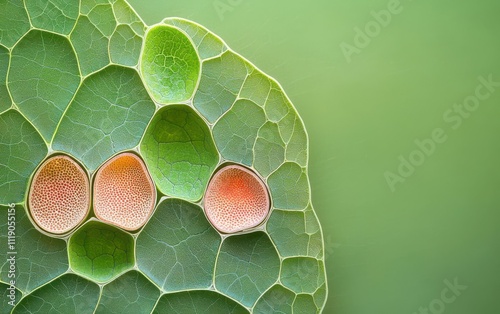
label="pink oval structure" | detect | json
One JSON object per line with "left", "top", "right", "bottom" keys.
{"left": 204, "top": 165, "right": 270, "bottom": 233}
{"left": 93, "top": 152, "right": 156, "bottom": 231}
{"left": 28, "top": 155, "right": 90, "bottom": 235}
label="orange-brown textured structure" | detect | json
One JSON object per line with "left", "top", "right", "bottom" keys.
{"left": 93, "top": 152, "right": 156, "bottom": 231}
{"left": 204, "top": 165, "right": 270, "bottom": 233}
{"left": 28, "top": 155, "right": 90, "bottom": 234}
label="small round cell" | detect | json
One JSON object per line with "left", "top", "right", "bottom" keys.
{"left": 93, "top": 152, "right": 156, "bottom": 231}
{"left": 28, "top": 155, "right": 90, "bottom": 235}
{"left": 204, "top": 165, "right": 270, "bottom": 233}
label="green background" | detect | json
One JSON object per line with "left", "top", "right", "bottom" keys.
{"left": 127, "top": 0, "right": 500, "bottom": 313}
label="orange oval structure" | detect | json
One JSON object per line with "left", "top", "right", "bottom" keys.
{"left": 93, "top": 152, "right": 156, "bottom": 231}
{"left": 28, "top": 155, "right": 90, "bottom": 235}
{"left": 204, "top": 165, "right": 270, "bottom": 233}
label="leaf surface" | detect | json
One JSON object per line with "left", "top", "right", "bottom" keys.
{"left": 0, "top": 2, "right": 327, "bottom": 313}
{"left": 13, "top": 274, "right": 99, "bottom": 313}
{"left": 136, "top": 198, "right": 221, "bottom": 291}
{"left": 95, "top": 270, "right": 160, "bottom": 314}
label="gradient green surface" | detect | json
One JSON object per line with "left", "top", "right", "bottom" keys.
{"left": 128, "top": 1, "right": 500, "bottom": 313}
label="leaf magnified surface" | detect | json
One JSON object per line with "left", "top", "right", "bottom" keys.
{"left": 0, "top": 2, "right": 327, "bottom": 313}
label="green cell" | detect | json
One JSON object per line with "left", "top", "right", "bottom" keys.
{"left": 140, "top": 105, "right": 219, "bottom": 201}
{"left": 0, "top": 0, "right": 30, "bottom": 48}
{"left": 267, "top": 209, "right": 323, "bottom": 258}
{"left": 194, "top": 51, "right": 249, "bottom": 123}
{"left": 240, "top": 69, "right": 272, "bottom": 107}
{"left": 0, "top": 205, "right": 68, "bottom": 294}
{"left": 68, "top": 221, "right": 135, "bottom": 283}
{"left": 264, "top": 85, "right": 290, "bottom": 123}
{"left": 213, "top": 99, "right": 266, "bottom": 166}
{"left": 8, "top": 30, "right": 80, "bottom": 142}
{"left": 266, "top": 210, "right": 307, "bottom": 257}
{"left": 215, "top": 232, "right": 280, "bottom": 307}
{"left": 313, "top": 284, "right": 327, "bottom": 310}
{"left": 285, "top": 115, "right": 308, "bottom": 167}
{"left": 153, "top": 290, "right": 249, "bottom": 314}
{"left": 13, "top": 274, "right": 99, "bottom": 314}
{"left": 137, "top": 199, "right": 221, "bottom": 291}
{"left": 95, "top": 270, "right": 160, "bottom": 314}
{"left": 87, "top": 3, "right": 116, "bottom": 37}
{"left": 163, "top": 18, "right": 226, "bottom": 60}
{"left": 253, "top": 285, "right": 295, "bottom": 314}
{"left": 0, "top": 110, "right": 47, "bottom": 205}
{"left": 293, "top": 294, "right": 318, "bottom": 314}
{"left": 70, "top": 16, "right": 110, "bottom": 76}
{"left": 111, "top": 0, "right": 145, "bottom": 35}
{"left": 268, "top": 162, "right": 309, "bottom": 210}
{"left": 25, "top": 0, "right": 79, "bottom": 35}
{"left": 110, "top": 24, "right": 143, "bottom": 67}
{"left": 141, "top": 25, "right": 200, "bottom": 104}
{"left": 281, "top": 257, "right": 325, "bottom": 295}
{"left": 253, "top": 121, "right": 285, "bottom": 177}
{"left": 0, "top": 282, "right": 21, "bottom": 314}
{"left": 52, "top": 65, "right": 155, "bottom": 172}
{"left": 80, "top": 0, "right": 109, "bottom": 15}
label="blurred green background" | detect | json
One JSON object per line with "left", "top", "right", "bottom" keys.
{"left": 128, "top": 0, "right": 500, "bottom": 313}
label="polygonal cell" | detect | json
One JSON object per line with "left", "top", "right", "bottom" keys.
{"left": 68, "top": 221, "right": 135, "bottom": 283}
{"left": 52, "top": 65, "right": 155, "bottom": 172}
{"left": 95, "top": 270, "right": 160, "bottom": 314}
{"left": 140, "top": 24, "right": 200, "bottom": 104}
{"left": 239, "top": 68, "right": 271, "bottom": 107}
{"left": 140, "top": 105, "right": 219, "bottom": 201}
{"left": 0, "top": 110, "right": 47, "bottom": 205}
{"left": 152, "top": 290, "right": 249, "bottom": 314}
{"left": 1, "top": 282, "right": 21, "bottom": 310}
{"left": 111, "top": 0, "right": 146, "bottom": 35}
{"left": 0, "top": 205, "right": 68, "bottom": 294}
{"left": 268, "top": 162, "right": 310, "bottom": 210}
{"left": 163, "top": 18, "right": 226, "bottom": 60}
{"left": 280, "top": 257, "right": 326, "bottom": 295}
{"left": 12, "top": 274, "right": 99, "bottom": 313}
{"left": 87, "top": 3, "right": 116, "bottom": 37}
{"left": 70, "top": 15, "right": 110, "bottom": 76}
{"left": 294, "top": 294, "right": 319, "bottom": 314}
{"left": 253, "top": 284, "right": 295, "bottom": 313}
{"left": 25, "top": 0, "right": 79, "bottom": 35}
{"left": 204, "top": 164, "right": 270, "bottom": 234}
{"left": 110, "top": 24, "right": 143, "bottom": 67}
{"left": 215, "top": 232, "right": 280, "bottom": 307}
{"left": 28, "top": 155, "right": 90, "bottom": 235}
{"left": 193, "top": 51, "right": 248, "bottom": 123}
{"left": 93, "top": 152, "right": 156, "bottom": 231}
{"left": 267, "top": 207, "right": 323, "bottom": 258}
{"left": 8, "top": 30, "right": 80, "bottom": 142}
{"left": 253, "top": 121, "right": 286, "bottom": 177}
{"left": 0, "top": 0, "right": 30, "bottom": 48}
{"left": 136, "top": 198, "right": 221, "bottom": 291}
{"left": 314, "top": 283, "right": 328, "bottom": 310}
{"left": 212, "top": 99, "right": 266, "bottom": 166}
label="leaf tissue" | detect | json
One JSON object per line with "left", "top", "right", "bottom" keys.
{"left": 0, "top": 1, "right": 327, "bottom": 313}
